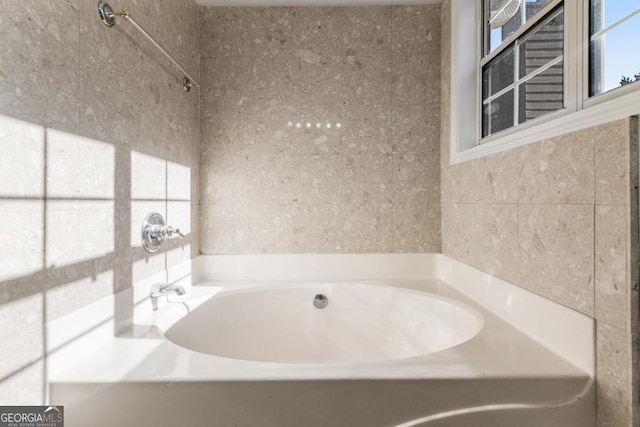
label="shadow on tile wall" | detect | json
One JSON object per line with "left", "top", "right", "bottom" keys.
{"left": 0, "top": 0, "right": 200, "bottom": 404}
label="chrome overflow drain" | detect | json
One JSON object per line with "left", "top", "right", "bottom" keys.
{"left": 313, "top": 294, "right": 328, "bottom": 309}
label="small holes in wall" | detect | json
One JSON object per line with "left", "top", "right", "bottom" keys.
{"left": 287, "top": 121, "right": 343, "bottom": 130}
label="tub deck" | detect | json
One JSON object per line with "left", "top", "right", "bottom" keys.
{"left": 48, "top": 254, "right": 595, "bottom": 426}
{"left": 50, "top": 279, "right": 594, "bottom": 427}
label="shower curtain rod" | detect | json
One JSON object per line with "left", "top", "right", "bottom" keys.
{"left": 97, "top": 1, "right": 200, "bottom": 93}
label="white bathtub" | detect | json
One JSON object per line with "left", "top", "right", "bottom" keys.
{"left": 49, "top": 254, "right": 595, "bottom": 427}
{"left": 164, "top": 283, "right": 484, "bottom": 364}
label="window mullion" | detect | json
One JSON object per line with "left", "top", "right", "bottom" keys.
{"left": 513, "top": 42, "right": 520, "bottom": 126}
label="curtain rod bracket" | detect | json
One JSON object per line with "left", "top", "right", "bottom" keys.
{"left": 97, "top": 1, "right": 116, "bottom": 27}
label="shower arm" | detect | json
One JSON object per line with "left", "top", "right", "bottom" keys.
{"left": 97, "top": 1, "right": 200, "bottom": 93}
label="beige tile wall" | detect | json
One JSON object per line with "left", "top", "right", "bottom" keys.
{"left": 440, "top": 1, "right": 640, "bottom": 425}
{"left": 199, "top": 6, "right": 442, "bottom": 254}
{"left": 0, "top": 0, "right": 200, "bottom": 404}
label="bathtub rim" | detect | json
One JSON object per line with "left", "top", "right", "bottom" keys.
{"left": 192, "top": 253, "right": 595, "bottom": 376}
{"left": 44, "top": 253, "right": 594, "bottom": 387}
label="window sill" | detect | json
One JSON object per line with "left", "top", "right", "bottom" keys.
{"left": 451, "top": 86, "right": 640, "bottom": 165}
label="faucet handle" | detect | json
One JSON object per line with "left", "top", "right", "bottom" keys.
{"left": 165, "top": 226, "right": 184, "bottom": 239}
{"left": 142, "top": 212, "right": 185, "bottom": 253}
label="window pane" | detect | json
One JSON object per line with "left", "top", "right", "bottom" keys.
{"left": 518, "top": 61, "right": 563, "bottom": 123}
{"left": 592, "top": 0, "right": 640, "bottom": 29}
{"left": 518, "top": 9, "right": 564, "bottom": 79}
{"left": 483, "top": 48, "right": 515, "bottom": 98}
{"left": 486, "top": 0, "right": 554, "bottom": 54}
{"left": 590, "top": 2, "right": 640, "bottom": 96}
{"left": 482, "top": 90, "right": 514, "bottom": 137}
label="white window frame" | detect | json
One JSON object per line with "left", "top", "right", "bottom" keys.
{"left": 481, "top": 1, "right": 566, "bottom": 138}
{"left": 450, "top": 0, "right": 640, "bottom": 165}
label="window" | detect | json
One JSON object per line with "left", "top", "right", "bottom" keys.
{"left": 589, "top": 2, "right": 640, "bottom": 97}
{"left": 481, "top": 1, "right": 564, "bottom": 138}
{"left": 450, "top": 0, "right": 640, "bottom": 162}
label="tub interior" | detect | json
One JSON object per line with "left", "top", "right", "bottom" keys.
{"left": 164, "top": 283, "right": 484, "bottom": 364}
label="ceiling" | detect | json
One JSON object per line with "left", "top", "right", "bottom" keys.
{"left": 195, "top": 0, "right": 440, "bottom": 6}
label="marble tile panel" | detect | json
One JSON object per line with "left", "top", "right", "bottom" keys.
{"left": 200, "top": 56, "right": 254, "bottom": 118}
{"left": 166, "top": 244, "right": 192, "bottom": 270}
{"left": 250, "top": 55, "right": 301, "bottom": 107}
{"left": 275, "top": 155, "right": 344, "bottom": 204}
{"left": 199, "top": 5, "right": 441, "bottom": 255}
{"left": 45, "top": 201, "right": 115, "bottom": 269}
{"left": 0, "top": 331, "right": 44, "bottom": 404}
{"left": 0, "top": 359, "right": 44, "bottom": 405}
{"left": 440, "top": 202, "right": 456, "bottom": 257}
{"left": 595, "top": 118, "right": 632, "bottom": 206}
{"left": 189, "top": 205, "right": 201, "bottom": 259}
{"left": 201, "top": 99, "right": 291, "bottom": 136}
{"left": 132, "top": 249, "right": 166, "bottom": 285}
{"left": 341, "top": 203, "right": 393, "bottom": 253}
{"left": 201, "top": 204, "right": 246, "bottom": 254}
{"left": 343, "top": 155, "right": 393, "bottom": 204}
{"left": 201, "top": 125, "right": 278, "bottom": 163}
{"left": 595, "top": 205, "right": 628, "bottom": 330}
{"left": 201, "top": 150, "right": 259, "bottom": 205}
{"left": 335, "top": 107, "right": 392, "bottom": 155}
{"left": 200, "top": 7, "right": 251, "bottom": 58}
{"left": 391, "top": 54, "right": 441, "bottom": 106}
{"left": 0, "top": 115, "right": 45, "bottom": 198}
{"left": 596, "top": 322, "right": 632, "bottom": 427}
{"left": 44, "top": 269, "right": 114, "bottom": 323}
{"left": 392, "top": 153, "right": 440, "bottom": 204}
{"left": 440, "top": 0, "right": 452, "bottom": 60}
{"left": 391, "top": 5, "right": 441, "bottom": 57}
{"left": 0, "top": 293, "right": 43, "bottom": 349}
{"left": 243, "top": 203, "right": 290, "bottom": 253}
{"left": 167, "top": 161, "right": 192, "bottom": 202}
{"left": 0, "top": 0, "right": 80, "bottom": 132}
{"left": 517, "top": 131, "right": 595, "bottom": 204}
{"left": 441, "top": 203, "right": 519, "bottom": 283}
{"left": 131, "top": 151, "right": 167, "bottom": 202}
{"left": 294, "top": 53, "right": 392, "bottom": 109}
{"left": 294, "top": 7, "right": 392, "bottom": 57}
{"left": 392, "top": 199, "right": 441, "bottom": 253}
{"left": 0, "top": 204, "right": 44, "bottom": 283}
{"left": 518, "top": 204, "right": 595, "bottom": 315}
{"left": 283, "top": 204, "right": 343, "bottom": 253}
{"left": 448, "top": 147, "right": 520, "bottom": 204}
{"left": 201, "top": 204, "right": 288, "bottom": 254}
{"left": 46, "top": 129, "right": 115, "bottom": 200}
{"left": 167, "top": 201, "right": 192, "bottom": 237}
{"left": 0, "top": 324, "right": 44, "bottom": 382}
{"left": 243, "top": 7, "right": 296, "bottom": 57}
{"left": 275, "top": 120, "right": 343, "bottom": 156}
{"left": 391, "top": 103, "right": 440, "bottom": 155}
